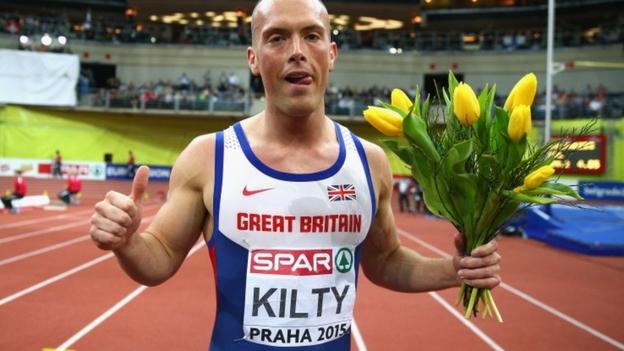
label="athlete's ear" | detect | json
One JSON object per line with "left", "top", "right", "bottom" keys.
{"left": 248, "top": 47, "right": 260, "bottom": 76}
{"left": 328, "top": 41, "right": 338, "bottom": 72}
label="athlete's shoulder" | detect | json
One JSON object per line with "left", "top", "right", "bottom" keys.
{"left": 351, "top": 135, "right": 392, "bottom": 194}
{"left": 352, "top": 136, "right": 388, "bottom": 169}
{"left": 169, "top": 133, "right": 220, "bottom": 189}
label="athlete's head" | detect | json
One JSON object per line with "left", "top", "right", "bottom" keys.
{"left": 247, "top": 0, "right": 337, "bottom": 117}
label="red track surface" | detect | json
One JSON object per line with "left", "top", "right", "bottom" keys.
{"left": 1, "top": 178, "right": 623, "bottom": 350}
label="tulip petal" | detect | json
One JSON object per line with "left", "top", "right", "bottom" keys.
{"left": 391, "top": 88, "right": 413, "bottom": 113}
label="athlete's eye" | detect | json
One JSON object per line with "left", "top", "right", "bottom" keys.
{"left": 305, "top": 33, "right": 321, "bottom": 41}
{"left": 268, "top": 35, "right": 285, "bottom": 43}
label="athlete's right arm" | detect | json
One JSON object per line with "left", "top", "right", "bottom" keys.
{"left": 90, "top": 135, "right": 215, "bottom": 286}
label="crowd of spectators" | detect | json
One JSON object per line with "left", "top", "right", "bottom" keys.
{"left": 82, "top": 71, "right": 249, "bottom": 113}
{"left": 323, "top": 83, "right": 622, "bottom": 119}
{"left": 2, "top": 11, "right": 621, "bottom": 52}
{"left": 81, "top": 73, "right": 622, "bottom": 119}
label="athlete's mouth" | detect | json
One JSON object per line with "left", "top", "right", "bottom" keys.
{"left": 285, "top": 71, "right": 313, "bottom": 85}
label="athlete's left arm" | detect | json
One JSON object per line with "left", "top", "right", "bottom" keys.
{"left": 358, "top": 139, "right": 501, "bottom": 292}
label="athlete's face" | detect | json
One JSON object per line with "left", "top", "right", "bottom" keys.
{"left": 248, "top": 0, "right": 337, "bottom": 117}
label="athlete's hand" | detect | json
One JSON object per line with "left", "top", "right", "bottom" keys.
{"left": 452, "top": 233, "right": 501, "bottom": 289}
{"left": 90, "top": 166, "right": 150, "bottom": 250}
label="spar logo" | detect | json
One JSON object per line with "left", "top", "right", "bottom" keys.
{"left": 250, "top": 248, "right": 354, "bottom": 275}
{"left": 334, "top": 248, "right": 353, "bottom": 273}
{"left": 250, "top": 249, "right": 333, "bottom": 276}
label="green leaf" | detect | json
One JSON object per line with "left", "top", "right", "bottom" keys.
{"left": 492, "top": 107, "right": 510, "bottom": 165}
{"left": 503, "top": 190, "right": 558, "bottom": 204}
{"left": 525, "top": 182, "right": 583, "bottom": 200}
{"left": 489, "top": 199, "right": 522, "bottom": 236}
{"left": 410, "top": 151, "right": 452, "bottom": 220}
{"left": 444, "top": 139, "right": 473, "bottom": 175}
{"left": 448, "top": 70, "right": 459, "bottom": 97}
{"left": 477, "top": 154, "right": 499, "bottom": 177}
{"left": 422, "top": 95, "right": 431, "bottom": 121}
{"left": 382, "top": 139, "right": 414, "bottom": 166}
{"left": 413, "top": 90, "right": 421, "bottom": 117}
{"left": 505, "top": 136, "right": 527, "bottom": 171}
{"left": 403, "top": 113, "right": 441, "bottom": 163}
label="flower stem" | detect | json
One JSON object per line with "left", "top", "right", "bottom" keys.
{"left": 464, "top": 287, "right": 479, "bottom": 319}
{"left": 456, "top": 283, "right": 466, "bottom": 306}
{"left": 486, "top": 289, "right": 504, "bottom": 323}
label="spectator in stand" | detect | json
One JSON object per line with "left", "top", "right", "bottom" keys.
{"left": 52, "top": 150, "right": 63, "bottom": 178}
{"left": 127, "top": 150, "right": 136, "bottom": 179}
{"left": 179, "top": 73, "right": 190, "bottom": 91}
{"left": 58, "top": 171, "right": 82, "bottom": 205}
{"left": 1, "top": 170, "right": 27, "bottom": 212}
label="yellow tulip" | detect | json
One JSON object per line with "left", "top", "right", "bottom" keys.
{"left": 391, "top": 88, "right": 413, "bottom": 113}
{"left": 504, "top": 73, "right": 537, "bottom": 113}
{"left": 453, "top": 82, "right": 480, "bottom": 125}
{"left": 363, "top": 106, "right": 403, "bottom": 136}
{"left": 507, "top": 105, "right": 532, "bottom": 142}
{"left": 513, "top": 165, "right": 555, "bottom": 192}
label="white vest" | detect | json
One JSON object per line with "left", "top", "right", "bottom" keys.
{"left": 211, "top": 121, "right": 376, "bottom": 348}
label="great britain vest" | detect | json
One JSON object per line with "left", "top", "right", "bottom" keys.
{"left": 208, "top": 121, "right": 376, "bottom": 350}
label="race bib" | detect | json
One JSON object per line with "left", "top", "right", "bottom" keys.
{"left": 243, "top": 247, "right": 357, "bottom": 347}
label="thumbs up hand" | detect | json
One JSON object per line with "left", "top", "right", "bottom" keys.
{"left": 90, "top": 166, "right": 150, "bottom": 250}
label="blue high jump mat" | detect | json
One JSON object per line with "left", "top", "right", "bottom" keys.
{"left": 515, "top": 204, "right": 624, "bottom": 256}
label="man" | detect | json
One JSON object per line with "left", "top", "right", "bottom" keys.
{"left": 58, "top": 171, "right": 82, "bottom": 205}
{"left": 1, "top": 170, "right": 27, "bottom": 212}
{"left": 52, "top": 150, "right": 62, "bottom": 178}
{"left": 90, "top": 1, "right": 501, "bottom": 349}
{"left": 397, "top": 177, "right": 412, "bottom": 213}
{"left": 127, "top": 150, "right": 136, "bottom": 179}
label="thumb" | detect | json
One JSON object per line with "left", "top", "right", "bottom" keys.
{"left": 129, "top": 165, "right": 150, "bottom": 203}
{"left": 454, "top": 232, "right": 466, "bottom": 256}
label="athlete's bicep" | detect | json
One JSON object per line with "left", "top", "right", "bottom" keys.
{"left": 145, "top": 135, "right": 214, "bottom": 264}
{"left": 358, "top": 141, "right": 402, "bottom": 280}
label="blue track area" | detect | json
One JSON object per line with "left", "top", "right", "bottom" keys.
{"left": 516, "top": 204, "right": 624, "bottom": 256}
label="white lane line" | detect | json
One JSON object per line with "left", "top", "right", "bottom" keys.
{"left": 0, "top": 253, "right": 114, "bottom": 306}
{"left": 55, "top": 242, "right": 206, "bottom": 351}
{"left": 0, "top": 215, "right": 157, "bottom": 305}
{"left": 500, "top": 283, "right": 624, "bottom": 351}
{"left": 0, "top": 203, "right": 160, "bottom": 245}
{"left": 0, "top": 221, "right": 88, "bottom": 244}
{"left": 351, "top": 319, "right": 368, "bottom": 351}
{"left": 397, "top": 228, "right": 624, "bottom": 351}
{"left": 0, "top": 208, "right": 93, "bottom": 230}
{"left": 0, "top": 215, "right": 156, "bottom": 267}
{"left": 56, "top": 285, "right": 148, "bottom": 351}
{"left": 0, "top": 236, "right": 90, "bottom": 266}
{"left": 429, "top": 292, "right": 505, "bottom": 351}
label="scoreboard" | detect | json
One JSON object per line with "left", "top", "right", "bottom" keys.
{"left": 550, "top": 134, "right": 606, "bottom": 175}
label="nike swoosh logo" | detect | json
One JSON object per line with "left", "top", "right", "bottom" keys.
{"left": 242, "top": 185, "right": 274, "bottom": 196}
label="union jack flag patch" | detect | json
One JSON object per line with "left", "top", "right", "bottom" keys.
{"left": 327, "top": 184, "right": 357, "bottom": 202}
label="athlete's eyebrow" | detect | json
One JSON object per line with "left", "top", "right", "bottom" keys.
{"left": 262, "top": 23, "right": 326, "bottom": 39}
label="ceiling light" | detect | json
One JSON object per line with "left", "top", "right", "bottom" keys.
{"left": 41, "top": 33, "right": 52, "bottom": 46}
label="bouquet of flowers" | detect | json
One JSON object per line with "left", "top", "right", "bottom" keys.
{"left": 363, "top": 72, "right": 587, "bottom": 322}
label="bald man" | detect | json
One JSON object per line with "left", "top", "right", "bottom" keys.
{"left": 90, "top": 1, "right": 501, "bottom": 349}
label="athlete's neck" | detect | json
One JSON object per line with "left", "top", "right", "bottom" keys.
{"left": 252, "top": 106, "right": 334, "bottom": 146}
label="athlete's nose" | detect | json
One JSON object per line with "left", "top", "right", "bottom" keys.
{"left": 289, "top": 37, "right": 307, "bottom": 63}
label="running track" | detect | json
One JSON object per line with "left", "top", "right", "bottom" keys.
{"left": 1, "top": 178, "right": 623, "bottom": 350}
